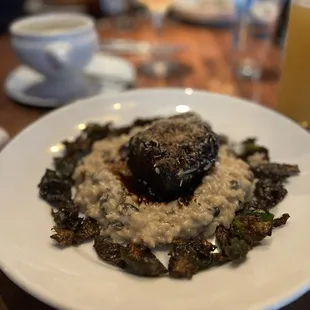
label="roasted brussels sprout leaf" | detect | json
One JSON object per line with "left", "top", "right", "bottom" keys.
{"left": 83, "top": 118, "right": 159, "bottom": 141}
{"left": 82, "top": 118, "right": 159, "bottom": 142}
{"left": 54, "top": 142, "right": 90, "bottom": 179}
{"left": 51, "top": 217, "right": 99, "bottom": 247}
{"left": 197, "top": 252, "right": 219, "bottom": 270}
{"left": 132, "top": 117, "right": 160, "bottom": 128}
{"left": 121, "top": 242, "right": 167, "bottom": 277}
{"left": 190, "top": 234, "right": 217, "bottom": 256}
{"left": 108, "top": 118, "right": 160, "bottom": 137}
{"left": 224, "top": 238, "right": 250, "bottom": 262}
{"left": 94, "top": 236, "right": 126, "bottom": 268}
{"left": 231, "top": 215, "right": 273, "bottom": 246}
{"left": 168, "top": 236, "right": 219, "bottom": 278}
{"left": 252, "top": 163, "right": 300, "bottom": 183}
{"left": 38, "top": 169, "right": 70, "bottom": 187}
{"left": 62, "top": 137, "right": 92, "bottom": 157}
{"left": 38, "top": 169, "right": 71, "bottom": 204}
{"left": 168, "top": 239, "right": 200, "bottom": 279}
{"left": 254, "top": 179, "right": 287, "bottom": 209}
{"left": 53, "top": 125, "right": 112, "bottom": 178}
{"left": 239, "top": 208, "right": 274, "bottom": 222}
{"left": 94, "top": 238, "right": 167, "bottom": 276}
{"left": 215, "top": 225, "right": 231, "bottom": 250}
{"left": 51, "top": 203, "right": 82, "bottom": 231}
{"left": 82, "top": 123, "right": 112, "bottom": 142}
{"left": 74, "top": 217, "right": 100, "bottom": 243}
{"left": 273, "top": 213, "right": 290, "bottom": 228}
{"left": 239, "top": 138, "right": 269, "bottom": 163}
{"left": 40, "top": 170, "right": 100, "bottom": 247}
{"left": 39, "top": 180, "right": 71, "bottom": 204}
{"left": 215, "top": 212, "right": 274, "bottom": 262}
{"left": 54, "top": 155, "right": 81, "bottom": 180}
{"left": 211, "top": 253, "right": 231, "bottom": 266}
{"left": 50, "top": 227, "right": 75, "bottom": 247}
{"left": 215, "top": 226, "right": 251, "bottom": 263}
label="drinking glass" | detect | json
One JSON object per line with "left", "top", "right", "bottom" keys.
{"left": 232, "top": 0, "right": 281, "bottom": 80}
{"left": 98, "top": 0, "right": 135, "bottom": 31}
{"left": 137, "top": 0, "right": 185, "bottom": 78}
{"left": 277, "top": 0, "right": 310, "bottom": 128}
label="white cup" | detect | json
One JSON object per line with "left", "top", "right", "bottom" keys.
{"left": 10, "top": 13, "right": 99, "bottom": 103}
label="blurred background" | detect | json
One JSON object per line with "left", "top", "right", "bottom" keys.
{"left": 0, "top": 0, "right": 290, "bottom": 108}
{"left": 0, "top": 0, "right": 294, "bottom": 138}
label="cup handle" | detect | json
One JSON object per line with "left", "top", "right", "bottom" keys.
{"left": 44, "top": 42, "right": 72, "bottom": 69}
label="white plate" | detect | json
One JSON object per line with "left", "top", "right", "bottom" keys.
{"left": 4, "top": 53, "right": 136, "bottom": 108}
{"left": 171, "top": 0, "right": 235, "bottom": 25}
{"left": 1, "top": 89, "right": 310, "bottom": 310}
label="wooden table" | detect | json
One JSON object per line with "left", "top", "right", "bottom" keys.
{"left": 0, "top": 17, "right": 308, "bottom": 310}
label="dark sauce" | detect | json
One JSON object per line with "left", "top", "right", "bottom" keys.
{"left": 177, "top": 195, "right": 194, "bottom": 207}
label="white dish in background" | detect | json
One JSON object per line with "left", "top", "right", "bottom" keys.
{"left": 4, "top": 53, "right": 135, "bottom": 108}
{"left": 0, "top": 89, "right": 310, "bottom": 310}
{"left": 100, "top": 39, "right": 187, "bottom": 56}
{"left": 24, "top": 0, "right": 87, "bottom": 14}
{"left": 171, "top": 0, "right": 235, "bottom": 25}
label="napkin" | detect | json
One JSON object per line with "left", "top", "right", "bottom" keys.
{"left": 0, "top": 127, "right": 9, "bottom": 151}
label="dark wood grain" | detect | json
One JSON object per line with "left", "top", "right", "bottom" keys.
{"left": 0, "top": 18, "right": 308, "bottom": 310}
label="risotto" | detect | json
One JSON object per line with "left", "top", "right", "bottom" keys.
{"left": 74, "top": 129, "right": 254, "bottom": 248}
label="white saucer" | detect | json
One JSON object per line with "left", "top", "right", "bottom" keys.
{"left": 4, "top": 53, "right": 136, "bottom": 108}
{"left": 171, "top": 0, "right": 235, "bottom": 26}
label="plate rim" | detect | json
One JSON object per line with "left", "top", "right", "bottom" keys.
{"left": 1, "top": 88, "right": 310, "bottom": 310}
{"left": 2, "top": 87, "right": 309, "bottom": 150}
